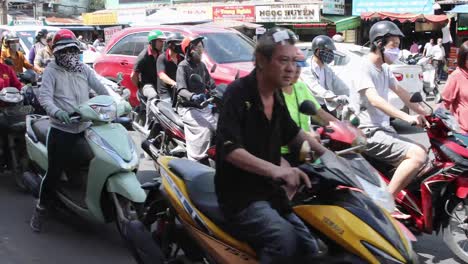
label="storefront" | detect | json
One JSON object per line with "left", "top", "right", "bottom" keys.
{"left": 321, "top": 15, "right": 361, "bottom": 43}
{"left": 254, "top": 3, "right": 324, "bottom": 41}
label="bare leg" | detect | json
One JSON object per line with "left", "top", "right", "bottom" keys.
{"left": 388, "top": 145, "right": 427, "bottom": 197}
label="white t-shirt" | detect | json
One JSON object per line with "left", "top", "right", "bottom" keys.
{"left": 430, "top": 44, "right": 445, "bottom": 60}
{"left": 442, "top": 23, "right": 453, "bottom": 44}
{"left": 424, "top": 42, "right": 433, "bottom": 55}
{"left": 351, "top": 57, "right": 397, "bottom": 128}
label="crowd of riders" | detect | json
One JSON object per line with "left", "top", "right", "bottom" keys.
{"left": 0, "top": 20, "right": 466, "bottom": 263}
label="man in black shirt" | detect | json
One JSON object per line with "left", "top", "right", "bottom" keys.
{"left": 176, "top": 36, "right": 217, "bottom": 163}
{"left": 131, "top": 30, "right": 166, "bottom": 100}
{"left": 157, "top": 33, "right": 183, "bottom": 102}
{"left": 215, "top": 28, "right": 329, "bottom": 263}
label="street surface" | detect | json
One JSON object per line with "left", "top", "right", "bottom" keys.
{"left": 0, "top": 83, "right": 466, "bottom": 264}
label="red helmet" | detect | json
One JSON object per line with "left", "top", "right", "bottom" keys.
{"left": 180, "top": 36, "right": 204, "bottom": 55}
{"left": 52, "top": 29, "right": 80, "bottom": 53}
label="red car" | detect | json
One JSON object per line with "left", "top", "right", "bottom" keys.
{"left": 94, "top": 25, "right": 255, "bottom": 106}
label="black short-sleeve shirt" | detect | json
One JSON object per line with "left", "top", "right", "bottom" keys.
{"left": 156, "top": 50, "right": 182, "bottom": 99}
{"left": 134, "top": 47, "right": 160, "bottom": 89}
{"left": 215, "top": 70, "right": 300, "bottom": 215}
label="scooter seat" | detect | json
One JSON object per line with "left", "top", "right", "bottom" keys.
{"left": 31, "top": 118, "right": 50, "bottom": 145}
{"left": 168, "top": 159, "right": 227, "bottom": 227}
{"left": 158, "top": 101, "right": 184, "bottom": 128}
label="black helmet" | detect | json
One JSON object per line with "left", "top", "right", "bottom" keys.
{"left": 311, "top": 35, "right": 336, "bottom": 53}
{"left": 369, "top": 21, "right": 404, "bottom": 44}
{"left": 166, "top": 32, "right": 183, "bottom": 45}
{"left": 36, "top": 29, "right": 48, "bottom": 41}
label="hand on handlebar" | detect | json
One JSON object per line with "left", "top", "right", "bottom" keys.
{"left": 55, "top": 110, "right": 71, "bottom": 125}
{"left": 191, "top": 93, "right": 206, "bottom": 104}
{"left": 271, "top": 166, "right": 312, "bottom": 190}
{"left": 332, "top": 95, "right": 349, "bottom": 105}
{"left": 405, "top": 114, "right": 430, "bottom": 128}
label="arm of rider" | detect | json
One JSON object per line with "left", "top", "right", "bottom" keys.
{"left": 158, "top": 72, "right": 176, "bottom": 87}
{"left": 130, "top": 70, "right": 139, "bottom": 88}
{"left": 317, "top": 108, "right": 339, "bottom": 125}
{"left": 362, "top": 88, "right": 426, "bottom": 127}
{"left": 391, "top": 84, "right": 428, "bottom": 117}
{"left": 176, "top": 65, "right": 194, "bottom": 101}
{"left": 38, "top": 68, "right": 61, "bottom": 117}
{"left": 226, "top": 148, "right": 311, "bottom": 189}
{"left": 306, "top": 72, "right": 337, "bottom": 102}
{"left": 87, "top": 68, "right": 109, "bottom": 96}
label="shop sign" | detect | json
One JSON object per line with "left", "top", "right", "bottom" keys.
{"left": 212, "top": 5, "right": 255, "bottom": 22}
{"left": 323, "top": 0, "right": 345, "bottom": 15}
{"left": 352, "top": 0, "right": 433, "bottom": 16}
{"left": 176, "top": 5, "right": 213, "bottom": 20}
{"left": 83, "top": 11, "right": 118, "bottom": 25}
{"left": 255, "top": 4, "right": 320, "bottom": 23}
{"left": 118, "top": 9, "right": 146, "bottom": 24}
{"left": 104, "top": 26, "right": 122, "bottom": 42}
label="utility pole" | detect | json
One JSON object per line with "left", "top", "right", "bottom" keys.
{"left": 0, "top": 0, "right": 7, "bottom": 25}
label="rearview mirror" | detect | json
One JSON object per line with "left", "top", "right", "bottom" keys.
{"left": 189, "top": 74, "right": 204, "bottom": 90}
{"left": 122, "top": 88, "right": 131, "bottom": 100}
{"left": 409, "top": 92, "right": 423, "bottom": 103}
{"left": 299, "top": 100, "right": 318, "bottom": 116}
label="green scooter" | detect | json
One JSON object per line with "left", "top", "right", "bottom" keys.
{"left": 23, "top": 95, "right": 163, "bottom": 264}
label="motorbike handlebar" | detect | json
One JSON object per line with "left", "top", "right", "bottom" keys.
{"left": 200, "top": 97, "right": 214, "bottom": 108}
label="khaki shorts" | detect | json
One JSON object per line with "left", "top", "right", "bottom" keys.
{"left": 362, "top": 126, "right": 417, "bottom": 166}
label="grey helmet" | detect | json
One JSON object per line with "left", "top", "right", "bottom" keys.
{"left": 311, "top": 35, "right": 336, "bottom": 53}
{"left": 369, "top": 21, "right": 404, "bottom": 44}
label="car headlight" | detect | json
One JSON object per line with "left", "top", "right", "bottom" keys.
{"left": 89, "top": 102, "right": 117, "bottom": 122}
{"left": 362, "top": 242, "right": 405, "bottom": 264}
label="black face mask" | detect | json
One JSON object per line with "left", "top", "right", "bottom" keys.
{"left": 189, "top": 49, "right": 202, "bottom": 63}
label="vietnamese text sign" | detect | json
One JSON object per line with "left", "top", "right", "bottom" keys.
{"left": 352, "top": 0, "right": 434, "bottom": 15}
{"left": 176, "top": 5, "right": 213, "bottom": 20}
{"left": 104, "top": 26, "right": 122, "bottom": 42}
{"left": 323, "top": 0, "right": 345, "bottom": 15}
{"left": 255, "top": 4, "right": 320, "bottom": 23}
{"left": 212, "top": 5, "right": 255, "bottom": 22}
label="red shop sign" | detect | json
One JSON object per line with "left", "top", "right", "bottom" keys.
{"left": 212, "top": 5, "right": 256, "bottom": 22}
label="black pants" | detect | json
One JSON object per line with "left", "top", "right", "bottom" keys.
{"left": 38, "top": 127, "right": 88, "bottom": 207}
{"left": 223, "top": 201, "right": 321, "bottom": 264}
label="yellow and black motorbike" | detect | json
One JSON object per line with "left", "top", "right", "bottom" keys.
{"left": 142, "top": 148, "right": 419, "bottom": 264}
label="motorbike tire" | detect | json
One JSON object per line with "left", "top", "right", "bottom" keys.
{"left": 442, "top": 197, "right": 468, "bottom": 263}
{"left": 113, "top": 194, "right": 165, "bottom": 264}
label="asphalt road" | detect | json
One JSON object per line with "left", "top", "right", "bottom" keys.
{"left": 0, "top": 85, "right": 466, "bottom": 264}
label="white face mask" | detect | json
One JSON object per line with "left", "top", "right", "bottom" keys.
{"left": 383, "top": 47, "right": 400, "bottom": 63}
{"left": 9, "top": 43, "right": 19, "bottom": 52}
{"left": 40, "top": 38, "right": 47, "bottom": 45}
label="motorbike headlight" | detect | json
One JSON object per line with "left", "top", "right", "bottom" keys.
{"left": 0, "top": 92, "right": 22, "bottom": 103}
{"left": 362, "top": 242, "right": 405, "bottom": 264}
{"left": 90, "top": 102, "right": 117, "bottom": 122}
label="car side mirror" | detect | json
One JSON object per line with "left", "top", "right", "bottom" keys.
{"left": 189, "top": 74, "right": 204, "bottom": 90}
{"left": 409, "top": 92, "right": 423, "bottom": 103}
{"left": 299, "top": 100, "right": 318, "bottom": 116}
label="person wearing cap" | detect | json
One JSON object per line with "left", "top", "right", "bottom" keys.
{"left": 216, "top": 27, "right": 331, "bottom": 262}
{"left": 176, "top": 35, "right": 217, "bottom": 164}
{"left": 157, "top": 32, "right": 183, "bottom": 102}
{"left": 301, "top": 35, "right": 350, "bottom": 116}
{"left": 351, "top": 21, "right": 429, "bottom": 214}
{"left": 30, "top": 29, "right": 109, "bottom": 233}
{"left": 131, "top": 30, "right": 166, "bottom": 101}
{"left": 34, "top": 32, "right": 55, "bottom": 70}
{"left": 281, "top": 48, "right": 338, "bottom": 166}
{"left": 28, "top": 29, "right": 48, "bottom": 65}
{"left": 1, "top": 32, "right": 42, "bottom": 74}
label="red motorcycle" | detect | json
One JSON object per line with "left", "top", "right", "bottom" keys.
{"left": 302, "top": 93, "right": 468, "bottom": 262}
{"left": 141, "top": 74, "right": 226, "bottom": 168}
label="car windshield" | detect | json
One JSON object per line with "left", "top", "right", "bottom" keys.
{"left": 16, "top": 31, "right": 35, "bottom": 51}
{"left": 201, "top": 32, "right": 254, "bottom": 64}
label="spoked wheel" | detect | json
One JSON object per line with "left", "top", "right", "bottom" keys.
{"left": 112, "top": 193, "right": 165, "bottom": 264}
{"left": 443, "top": 198, "right": 468, "bottom": 263}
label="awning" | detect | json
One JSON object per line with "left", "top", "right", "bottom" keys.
{"left": 61, "top": 26, "right": 96, "bottom": 31}
{"left": 361, "top": 12, "right": 448, "bottom": 23}
{"left": 448, "top": 4, "right": 468, "bottom": 13}
{"left": 321, "top": 16, "right": 361, "bottom": 31}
